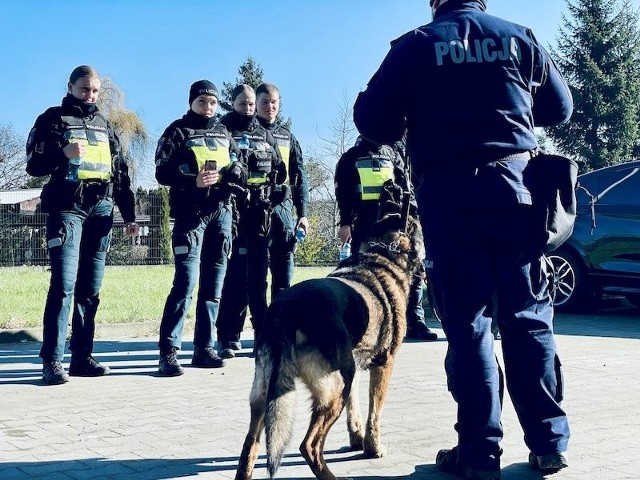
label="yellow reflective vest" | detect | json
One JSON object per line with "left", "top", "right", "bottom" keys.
{"left": 355, "top": 154, "right": 396, "bottom": 201}
{"left": 61, "top": 115, "right": 112, "bottom": 181}
{"left": 185, "top": 129, "right": 232, "bottom": 174}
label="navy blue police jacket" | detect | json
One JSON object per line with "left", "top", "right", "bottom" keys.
{"left": 353, "top": 0, "right": 573, "bottom": 215}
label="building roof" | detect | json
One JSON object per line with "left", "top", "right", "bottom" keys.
{"left": 0, "top": 189, "right": 42, "bottom": 205}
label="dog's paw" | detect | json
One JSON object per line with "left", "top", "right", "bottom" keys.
{"left": 348, "top": 433, "right": 364, "bottom": 451}
{"left": 363, "top": 444, "right": 387, "bottom": 458}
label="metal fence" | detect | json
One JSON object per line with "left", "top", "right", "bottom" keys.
{"left": 0, "top": 189, "right": 340, "bottom": 267}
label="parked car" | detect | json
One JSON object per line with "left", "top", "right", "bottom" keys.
{"left": 547, "top": 160, "right": 640, "bottom": 311}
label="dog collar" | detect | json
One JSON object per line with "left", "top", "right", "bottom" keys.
{"left": 368, "top": 239, "right": 403, "bottom": 254}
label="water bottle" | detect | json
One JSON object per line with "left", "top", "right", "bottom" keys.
{"left": 339, "top": 242, "right": 352, "bottom": 262}
{"left": 295, "top": 227, "right": 306, "bottom": 243}
{"left": 238, "top": 134, "right": 250, "bottom": 150}
{"left": 66, "top": 157, "right": 81, "bottom": 182}
{"left": 230, "top": 151, "right": 238, "bottom": 162}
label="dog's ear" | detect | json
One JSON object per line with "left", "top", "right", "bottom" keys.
{"left": 368, "top": 213, "right": 403, "bottom": 238}
{"left": 379, "top": 180, "right": 404, "bottom": 218}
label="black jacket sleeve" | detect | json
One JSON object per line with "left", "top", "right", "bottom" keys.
{"left": 154, "top": 121, "right": 198, "bottom": 189}
{"left": 109, "top": 126, "right": 136, "bottom": 223}
{"left": 334, "top": 147, "right": 360, "bottom": 226}
{"left": 529, "top": 34, "right": 573, "bottom": 126}
{"left": 288, "top": 132, "right": 309, "bottom": 218}
{"left": 25, "top": 107, "right": 69, "bottom": 178}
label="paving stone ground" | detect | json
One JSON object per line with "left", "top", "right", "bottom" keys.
{"left": 1, "top": 303, "right": 639, "bottom": 480}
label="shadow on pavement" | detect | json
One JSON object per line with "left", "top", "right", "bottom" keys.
{"left": 0, "top": 339, "right": 256, "bottom": 384}
{"left": 554, "top": 297, "right": 640, "bottom": 339}
{"left": 0, "top": 454, "right": 549, "bottom": 480}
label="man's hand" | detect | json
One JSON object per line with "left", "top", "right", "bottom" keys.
{"left": 337, "top": 225, "right": 352, "bottom": 244}
{"left": 196, "top": 168, "right": 219, "bottom": 188}
{"left": 296, "top": 216, "right": 310, "bottom": 234}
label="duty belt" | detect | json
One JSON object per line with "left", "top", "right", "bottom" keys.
{"left": 427, "top": 151, "right": 536, "bottom": 174}
{"left": 77, "top": 181, "right": 113, "bottom": 203}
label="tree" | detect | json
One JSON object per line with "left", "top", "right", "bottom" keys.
{"left": 308, "top": 90, "right": 358, "bottom": 201}
{"left": 548, "top": 0, "right": 640, "bottom": 171}
{"left": 220, "top": 56, "right": 265, "bottom": 112}
{"left": 220, "top": 56, "right": 292, "bottom": 127}
{"left": 0, "top": 124, "right": 29, "bottom": 189}
{"left": 97, "top": 77, "right": 151, "bottom": 186}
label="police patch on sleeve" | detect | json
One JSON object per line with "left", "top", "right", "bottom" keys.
{"left": 155, "top": 137, "right": 166, "bottom": 165}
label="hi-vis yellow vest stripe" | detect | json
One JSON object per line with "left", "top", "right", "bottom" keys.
{"left": 356, "top": 159, "right": 395, "bottom": 201}
{"left": 247, "top": 172, "right": 269, "bottom": 185}
{"left": 64, "top": 128, "right": 112, "bottom": 181}
{"left": 274, "top": 135, "right": 291, "bottom": 182}
{"left": 186, "top": 136, "right": 231, "bottom": 172}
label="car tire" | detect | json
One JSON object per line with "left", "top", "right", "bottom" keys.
{"left": 547, "top": 250, "right": 596, "bottom": 311}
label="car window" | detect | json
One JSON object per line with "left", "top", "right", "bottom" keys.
{"left": 595, "top": 167, "right": 640, "bottom": 206}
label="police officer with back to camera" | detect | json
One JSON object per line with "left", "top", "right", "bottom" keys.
{"left": 335, "top": 135, "right": 438, "bottom": 341}
{"left": 216, "top": 84, "right": 286, "bottom": 358}
{"left": 255, "top": 82, "right": 310, "bottom": 300}
{"left": 155, "top": 80, "right": 247, "bottom": 376}
{"left": 354, "top": 1, "right": 573, "bottom": 478}
{"left": 26, "top": 65, "right": 139, "bottom": 385}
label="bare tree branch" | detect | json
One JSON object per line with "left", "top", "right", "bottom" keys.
{"left": 0, "top": 124, "right": 28, "bottom": 190}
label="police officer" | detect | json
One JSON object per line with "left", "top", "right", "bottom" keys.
{"left": 335, "top": 136, "right": 437, "bottom": 341}
{"left": 217, "top": 84, "right": 286, "bottom": 357}
{"left": 155, "top": 80, "right": 247, "bottom": 376}
{"left": 26, "top": 65, "right": 139, "bottom": 385}
{"left": 354, "top": 1, "right": 572, "bottom": 478}
{"left": 256, "top": 82, "right": 310, "bottom": 300}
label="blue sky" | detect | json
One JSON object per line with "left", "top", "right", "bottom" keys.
{"left": 1, "top": 0, "right": 637, "bottom": 184}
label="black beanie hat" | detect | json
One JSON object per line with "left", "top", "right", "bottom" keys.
{"left": 189, "top": 80, "right": 219, "bottom": 104}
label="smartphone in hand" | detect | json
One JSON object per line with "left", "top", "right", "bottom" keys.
{"left": 205, "top": 160, "right": 217, "bottom": 171}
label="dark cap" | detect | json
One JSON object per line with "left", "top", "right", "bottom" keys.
{"left": 189, "top": 80, "right": 219, "bottom": 104}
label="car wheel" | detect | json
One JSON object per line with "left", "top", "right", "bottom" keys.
{"left": 547, "top": 250, "right": 595, "bottom": 311}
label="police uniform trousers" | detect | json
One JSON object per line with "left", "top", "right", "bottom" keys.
{"left": 217, "top": 197, "right": 296, "bottom": 344}
{"left": 158, "top": 199, "right": 233, "bottom": 353}
{"left": 424, "top": 204, "right": 570, "bottom": 464}
{"left": 40, "top": 196, "right": 114, "bottom": 362}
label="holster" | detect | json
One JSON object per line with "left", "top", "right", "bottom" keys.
{"left": 247, "top": 185, "right": 272, "bottom": 238}
{"left": 269, "top": 183, "right": 291, "bottom": 205}
{"left": 77, "top": 181, "right": 113, "bottom": 206}
{"left": 523, "top": 152, "right": 578, "bottom": 253}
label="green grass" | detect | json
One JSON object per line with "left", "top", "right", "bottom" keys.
{"left": 0, "top": 265, "right": 334, "bottom": 329}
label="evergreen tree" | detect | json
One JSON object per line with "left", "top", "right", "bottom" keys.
{"left": 220, "top": 56, "right": 265, "bottom": 112}
{"left": 548, "top": 0, "right": 640, "bottom": 171}
{"left": 221, "top": 56, "right": 293, "bottom": 128}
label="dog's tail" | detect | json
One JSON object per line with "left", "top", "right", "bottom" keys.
{"left": 264, "top": 329, "right": 297, "bottom": 477}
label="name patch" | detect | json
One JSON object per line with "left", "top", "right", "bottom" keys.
{"left": 434, "top": 36, "right": 521, "bottom": 66}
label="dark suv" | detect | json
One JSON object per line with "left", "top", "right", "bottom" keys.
{"left": 548, "top": 160, "right": 640, "bottom": 310}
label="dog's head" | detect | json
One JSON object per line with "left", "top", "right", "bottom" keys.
{"left": 363, "top": 213, "right": 426, "bottom": 275}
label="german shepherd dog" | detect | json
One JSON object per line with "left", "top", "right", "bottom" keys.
{"left": 235, "top": 208, "right": 425, "bottom": 480}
